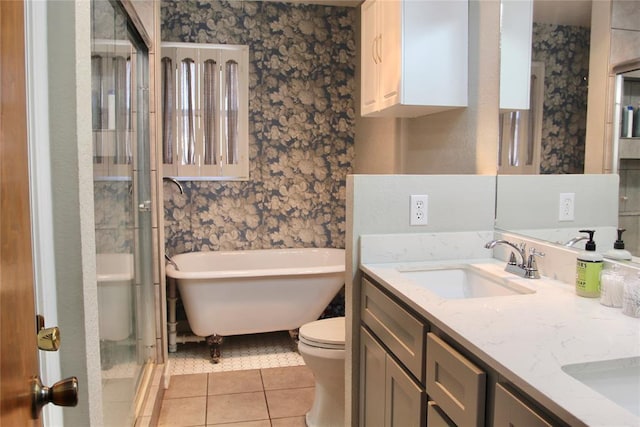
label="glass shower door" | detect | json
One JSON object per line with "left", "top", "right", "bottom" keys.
{"left": 91, "top": 1, "right": 155, "bottom": 425}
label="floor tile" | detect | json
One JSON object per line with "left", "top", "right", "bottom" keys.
{"left": 207, "top": 421, "right": 271, "bottom": 427}
{"left": 169, "top": 332, "right": 304, "bottom": 375}
{"left": 261, "top": 365, "right": 315, "bottom": 390}
{"left": 158, "top": 396, "right": 207, "bottom": 427}
{"left": 265, "top": 387, "right": 314, "bottom": 419}
{"left": 207, "top": 391, "right": 269, "bottom": 425}
{"left": 271, "top": 416, "right": 308, "bottom": 427}
{"left": 165, "top": 373, "right": 208, "bottom": 399}
{"left": 208, "top": 369, "right": 263, "bottom": 395}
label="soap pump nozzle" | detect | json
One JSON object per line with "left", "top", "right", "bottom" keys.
{"left": 614, "top": 228, "right": 627, "bottom": 250}
{"left": 579, "top": 229, "right": 596, "bottom": 251}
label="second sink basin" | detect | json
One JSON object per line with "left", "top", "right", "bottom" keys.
{"left": 562, "top": 357, "right": 640, "bottom": 417}
{"left": 397, "top": 265, "right": 535, "bottom": 299}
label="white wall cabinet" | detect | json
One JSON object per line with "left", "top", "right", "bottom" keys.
{"left": 360, "top": 0, "right": 468, "bottom": 118}
{"left": 499, "top": 0, "right": 533, "bottom": 111}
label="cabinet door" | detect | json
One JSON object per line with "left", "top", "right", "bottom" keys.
{"left": 494, "top": 383, "right": 553, "bottom": 427}
{"left": 377, "top": 0, "right": 401, "bottom": 111}
{"left": 385, "top": 354, "right": 425, "bottom": 427}
{"left": 360, "top": 0, "right": 379, "bottom": 115}
{"left": 360, "top": 327, "right": 386, "bottom": 427}
{"left": 362, "top": 279, "right": 426, "bottom": 382}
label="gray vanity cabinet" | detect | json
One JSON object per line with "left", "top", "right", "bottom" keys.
{"left": 494, "top": 383, "right": 553, "bottom": 427}
{"left": 360, "top": 327, "right": 426, "bottom": 427}
{"left": 426, "top": 333, "right": 486, "bottom": 427}
{"left": 360, "top": 274, "right": 564, "bottom": 427}
{"left": 360, "top": 278, "right": 427, "bottom": 426}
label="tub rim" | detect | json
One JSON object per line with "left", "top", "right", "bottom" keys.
{"left": 165, "top": 248, "right": 345, "bottom": 280}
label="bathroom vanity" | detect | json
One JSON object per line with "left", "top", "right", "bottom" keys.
{"left": 358, "top": 259, "right": 640, "bottom": 427}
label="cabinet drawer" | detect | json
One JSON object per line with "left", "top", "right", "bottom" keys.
{"left": 427, "top": 401, "right": 456, "bottom": 427}
{"left": 361, "top": 278, "right": 426, "bottom": 381}
{"left": 494, "top": 383, "right": 553, "bottom": 427}
{"left": 426, "top": 333, "right": 486, "bottom": 427}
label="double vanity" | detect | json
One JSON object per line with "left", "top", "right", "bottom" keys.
{"left": 358, "top": 255, "right": 639, "bottom": 426}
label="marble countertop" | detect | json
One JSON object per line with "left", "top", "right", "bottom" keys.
{"left": 361, "top": 258, "right": 640, "bottom": 427}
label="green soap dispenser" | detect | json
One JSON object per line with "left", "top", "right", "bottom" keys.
{"left": 604, "top": 228, "right": 633, "bottom": 261}
{"left": 575, "top": 230, "right": 603, "bottom": 298}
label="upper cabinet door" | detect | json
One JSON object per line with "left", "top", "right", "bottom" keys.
{"left": 361, "top": 0, "right": 380, "bottom": 115}
{"left": 377, "top": 0, "right": 401, "bottom": 111}
{"left": 360, "top": 0, "right": 468, "bottom": 118}
{"left": 500, "top": 0, "right": 533, "bottom": 110}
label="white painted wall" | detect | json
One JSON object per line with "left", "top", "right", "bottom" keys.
{"left": 47, "top": 2, "right": 103, "bottom": 425}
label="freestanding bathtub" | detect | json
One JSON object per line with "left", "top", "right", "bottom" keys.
{"left": 165, "top": 248, "right": 345, "bottom": 362}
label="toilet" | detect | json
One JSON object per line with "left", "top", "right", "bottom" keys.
{"left": 298, "top": 316, "right": 345, "bottom": 427}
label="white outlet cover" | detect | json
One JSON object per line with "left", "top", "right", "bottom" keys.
{"left": 410, "top": 195, "right": 429, "bottom": 226}
{"left": 559, "top": 192, "right": 575, "bottom": 221}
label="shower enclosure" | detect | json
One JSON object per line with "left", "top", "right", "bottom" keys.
{"left": 91, "top": 1, "right": 155, "bottom": 425}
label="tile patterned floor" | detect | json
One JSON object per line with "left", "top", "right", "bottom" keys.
{"left": 159, "top": 365, "right": 314, "bottom": 426}
{"left": 168, "top": 331, "right": 305, "bottom": 375}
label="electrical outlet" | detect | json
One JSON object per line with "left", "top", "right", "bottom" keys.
{"left": 559, "top": 192, "right": 575, "bottom": 221}
{"left": 410, "top": 195, "right": 428, "bottom": 226}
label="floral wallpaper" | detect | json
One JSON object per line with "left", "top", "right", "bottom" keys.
{"left": 161, "top": 0, "right": 355, "bottom": 255}
{"left": 532, "top": 22, "right": 590, "bottom": 174}
{"left": 94, "top": 181, "right": 134, "bottom": 254}
{"left": 161, "top": 1, "right": 356, "bottom": 318}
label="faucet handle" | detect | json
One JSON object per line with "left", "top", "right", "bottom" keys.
{"left": 525, "top": 248, "right": 545, "bottom": 278}
{"left": 507, "top": 252, "right": 518, "bottom": 266}
{"left": 529, "top": 247, "right": 545, "bottom": 258}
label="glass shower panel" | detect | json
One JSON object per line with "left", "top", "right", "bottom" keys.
{"left": 91, "top": 0, "right": 154, "bottom": 425}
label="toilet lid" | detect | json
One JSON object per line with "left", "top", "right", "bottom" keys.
{"left": 299, "top": 317, "right": 345, "bottom": 349}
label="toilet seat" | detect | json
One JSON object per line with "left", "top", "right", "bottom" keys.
{"left": 299, "top": 317, "right": 345, "bottom": 350}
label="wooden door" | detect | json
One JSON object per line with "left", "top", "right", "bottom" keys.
{"left": 0, "top": 0, "right": 41, "bottom": 425}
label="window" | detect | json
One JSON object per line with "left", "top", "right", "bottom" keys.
{"left": 161, "top": 43, "right": 249, "bottom": 180}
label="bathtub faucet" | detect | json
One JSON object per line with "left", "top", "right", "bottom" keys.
{"left": 165, "top": 253, "right": 179, "bottom": 271}
{"left": 163, "top": 176, "right": 184, "bottom": 194}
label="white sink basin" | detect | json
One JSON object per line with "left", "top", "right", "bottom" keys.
{"left": 562, "top": 357, "right": 640, "bottom": 417}
{"left": 397, "top": 265, "right": 535, "bottom": 299}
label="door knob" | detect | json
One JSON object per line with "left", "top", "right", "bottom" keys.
{"left": 37, "top": 326, "right": 61, "bottom": 351}
{"left": 31, "top": 376, "right": 78, "bottom": 419}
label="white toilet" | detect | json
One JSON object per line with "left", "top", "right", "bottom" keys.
{"left": 298, "top": 316, "right": 345, "bottom": 427}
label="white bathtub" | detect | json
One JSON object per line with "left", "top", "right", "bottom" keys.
{"left": 165, "top": 248, "right": 345, "bottom": 338}
{"left": 97, "top": 253, "right": 134, "bottom": 341}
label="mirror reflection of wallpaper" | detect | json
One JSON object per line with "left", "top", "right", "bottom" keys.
{"left": 161, "top": 1, "right": 355, "bottom": 254}
{"left": 532, "top": 22, "right": 590, "bottom": 174}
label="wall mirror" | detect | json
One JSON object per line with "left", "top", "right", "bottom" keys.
{"left": 498, "top": 0, "right": 591, "bottom": 176}
{"left": 495, "top": 0, "right": 640, "bottom": 262}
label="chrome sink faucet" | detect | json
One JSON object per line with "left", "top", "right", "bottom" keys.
{"left": 484, "top": 239, "right": 544, "bottom": 279}
{"left": 564, "top": 236, "right": 587, "bottom": 247}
